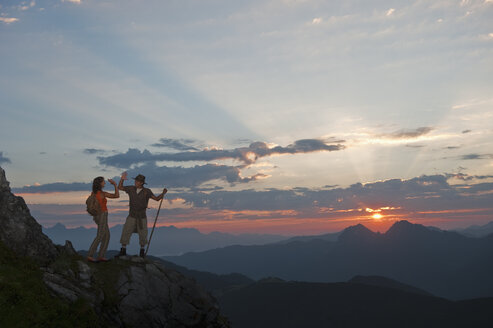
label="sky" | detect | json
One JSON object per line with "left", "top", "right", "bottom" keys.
{"left": 1, "top": 0, "right": 492, "bottom": 235}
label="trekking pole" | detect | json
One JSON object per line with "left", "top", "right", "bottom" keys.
{"left": 145, "top": 196, "right": 164, "bottom": 257}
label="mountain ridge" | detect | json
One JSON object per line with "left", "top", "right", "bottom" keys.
{"left": 43, "top": 222, "right": 288, "bottom": 256}
{"left": 165, "top": 219, "right": 493, "bottom": 300}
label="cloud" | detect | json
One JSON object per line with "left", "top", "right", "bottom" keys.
{"left": 83, "top": 148, "right": 108, "bottom": 155}
{"left": 386, "top": 8, "right": 395, "bottom": 16}
{"left": 19, "top": 174, "right": 493, "bottom": 231}
{"left": 13, "top": 163, "right": 268, "bottom": 192}
{"left": 98, "top": 138, "right": 345, "bottom": 168}
{"left": 379, "top": 127, "right": 433, "bottom": 140}
{"left": 151, "top": 138, "right": 200, "bottom": 151}
{"left": 311, "top": 17, "right": 322, "bottom": 24}
{"left": 13, "top": 182, "right": 90, "bottom": 193}
{"left": 0, "top": 17, "right": 19, "bottom": 24}
{"left": 62, "top": 0, "right": 81, "bottom": 3}
{"left": 462, "top": 130, "right": 472, "bottom": 134}
{"left": 124, "top": 163, "right": 267, "bottom": 188}
{"left": 0, "top": 152, "right": 11, "bottom": 164}
{"left": 445, "top": 173, "right": 493, "bottom": 181}
{"left": 172, "top": 174, "right": 493, "bottom": 216}
{"left": 19, "top": 1, "right": 36, "bottom": 11}
{"left": 461, "top": 153, "right": 493, "bottom": 160}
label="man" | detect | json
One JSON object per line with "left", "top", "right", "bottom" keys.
{"left": 117, "top": 172, "right": 167, "bottom": 257}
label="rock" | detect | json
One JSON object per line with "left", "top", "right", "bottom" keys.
{"left": 116, "top": 260, "right": 227, "bottom": 328}
{"left": 43, "top": 271, "right": 98, "bottom": 304}
{"left": 0, "top": 166, "right": 58, "bottom": 264}
{"left": 130, "top": 255, "right": 145, "bottom": 263}
{"left": 63, "top": 240, "right": 78, "bottom": 255}
{"left": 41, "top": 258, "right": 230, "bottom": 327}
{"left": 77, "top": 260, "right": 92, "bottom": 288}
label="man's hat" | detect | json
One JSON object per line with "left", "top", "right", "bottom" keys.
{"left": 132, "top": 174, "right": 147, "bottom": 184}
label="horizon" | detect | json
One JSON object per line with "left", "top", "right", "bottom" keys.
{"left": 1, "top": 0, "right": 492, "bottom": 235}
{"left": 42, "top": 213, "right": 492, "bottom": 237}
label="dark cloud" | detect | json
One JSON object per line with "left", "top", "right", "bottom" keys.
{"left": 13, "top": 182, "right": 91, "bottom": 193}
{"left": 474, "top": 175, "right": 493, "bottom": 180}
{"left": 151, "top": 138, "right": 200, "bottom": 151}
{"left": 84, "top": 148, "right": 108, "bottom": 155}
{"left": 15, "top": 173, "right": 493, "bottom": 227}
{"left": 462, "top": 130, "right": 472, "bottom": 134}
{"left": 124, "top": 163, "right": 267, "bottom": 188}
{"left": 444, "top": 173, "right": 493, "bottom": 181}
{"left": 170, "top": 174, "right": 493, "bottom": 215}
{"left": 405, "top": 144, "right": 425, "bottom": 148}
{"left": 444, "top": 146, "right": 461, "bottom": 150}
{"left": 0, "top": 152, "right": 11, "bottom": 164}
{"left": 380, "top": 127, "right": 433, "bottom": 139}
{"left": 445, "top": 173, "right": 473, "bottom": 181}
{"left": 461, "top": 154, "right": 493, "bottom": 160}
{"left": 13, "top": 163, "right": 267, "bottom": 193}
{"left": 98, "top": 138, "right": 345, "bottom": 168}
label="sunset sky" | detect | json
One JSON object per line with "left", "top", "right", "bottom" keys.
{"left": 1, "top": 0, "right": 492, "bottom": 235}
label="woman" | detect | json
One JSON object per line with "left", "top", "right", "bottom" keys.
{"left": 87, "top": 176, "right": 119, "bottom": 262}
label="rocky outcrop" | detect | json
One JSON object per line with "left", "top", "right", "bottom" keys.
{"left": 42, "top": 256, "right": 229, "bottom": 327}
{"left": 0, "top": 166, "right": 230, "bottom": 327}
{"left": 0, "top": 166, "right": 58, "bottom": 264}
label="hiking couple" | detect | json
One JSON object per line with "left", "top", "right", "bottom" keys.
{"left": 86, "top": 172, "right": 167, "bottom": 262}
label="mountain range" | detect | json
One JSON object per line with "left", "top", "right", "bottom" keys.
{"left": 140, "top": 254, "right": 493, "bottom": 328}
{"left": 455, "top": 221, "right": 493, "bottom": 238}
{"left": 164, "top": 220, "right": 493, "bottom": 300}
{"left": 43, "top": 223, "right": 287, "bottom": 256}
{"left": 141, "top": 257, "right": 493, "bottom": 327}
{"left": 217, "top": 279, "right": 493, "bottom": 328}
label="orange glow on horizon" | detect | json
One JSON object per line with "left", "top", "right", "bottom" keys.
{"left": 17, "top": 191, "right": 493, "bottom": 235}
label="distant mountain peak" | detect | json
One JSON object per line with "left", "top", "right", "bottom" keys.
{"left": 344, "top": 223, "right": 374, "bottom": 234}
{"left": 386, "top": 220, "right": 426, "bottom": 234}
{"left": 338, "top": 223, "right": 377, "bottom": 242}
{"left": 385, "top": 220, "right": 441, "bottom": 240}
{"left": 52, "top": 222, "right": 66, "bottom": 229}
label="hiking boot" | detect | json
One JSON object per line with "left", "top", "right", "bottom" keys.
{"left": 116, "top": 247, "right": 126, "bottom": 257}
{"left": 140, "top": 248, "right": 145, "bottom": 258}
{"left": 87, "top": 256, "right": 98, "bottom": 263}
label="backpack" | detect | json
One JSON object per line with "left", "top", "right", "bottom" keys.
{"left": 86, "top": 193, "right": 101, "bottom": 216}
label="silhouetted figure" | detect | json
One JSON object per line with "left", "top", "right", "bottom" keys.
{"left": 87, "top": 177, "right": 119, "bottom": 262}
{"left": 116, "top": 172, "right": 167, "bottom": 257}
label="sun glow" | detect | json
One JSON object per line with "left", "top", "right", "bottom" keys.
{"left": 372, "top": 213, "right": 383, "bottom": 220}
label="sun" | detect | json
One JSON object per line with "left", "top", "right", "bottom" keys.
{"left": 372, "top": 213, "right": 383, "bottom": 220}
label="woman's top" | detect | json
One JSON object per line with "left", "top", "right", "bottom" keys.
{"left": 95, "top": 191, "right": 108, "bottom": 212}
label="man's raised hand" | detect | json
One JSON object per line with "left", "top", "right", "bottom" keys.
{"left": 108, "top": 179, "right": 116, "bottom": 185}
{"left": 121, "top": 172, "right": 128, "bottom": 180}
